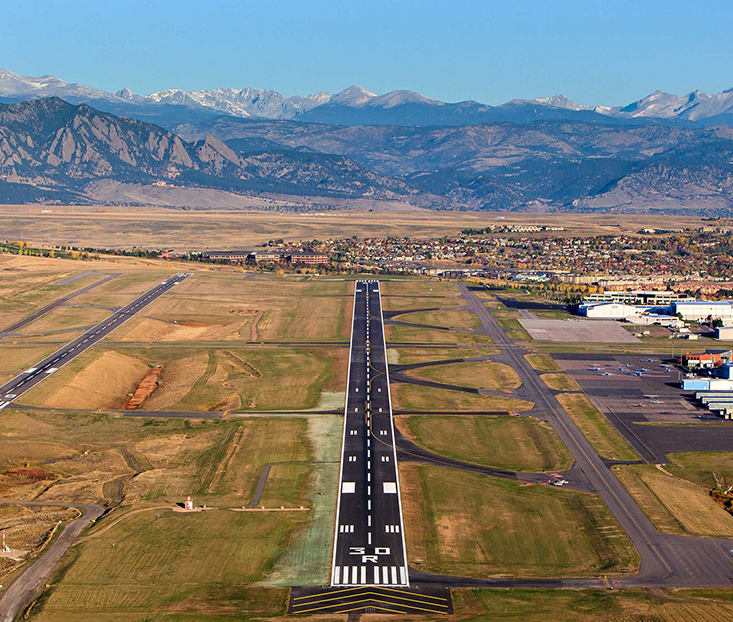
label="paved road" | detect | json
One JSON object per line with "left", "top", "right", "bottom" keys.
{"left": 0, "top": 273, "right": 192, "bottom": 411}
{"left": 0, "top": 273, "right": 120, "bottom": 337}
{"left": 0, "top": 500, "right": 104, "bottom": 622}
{"left": 331, "top": 280, "right": 409, "bottom": 587}
{"left": 458, "top": 284, "right": 733, "bottom": 588}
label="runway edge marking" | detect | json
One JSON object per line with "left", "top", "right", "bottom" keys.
{"left": 376, "top": 280, "right": 410, "bottom": 587}
{"left": 329, "top": 279, "right": 359, "bottom": 587}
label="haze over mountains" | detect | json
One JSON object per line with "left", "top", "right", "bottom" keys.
{"left": 1, "top": 67, "right": 733, "bottom": 213}
{"left": 2, "top": 67, "right": 733, "bottom": 128}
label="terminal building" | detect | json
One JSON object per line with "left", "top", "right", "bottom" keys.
{"left": 582, "top": 291, "right": 694, "bottom": 305}
{"left": 578, "top": 302, "right": 683, "bottom": 327}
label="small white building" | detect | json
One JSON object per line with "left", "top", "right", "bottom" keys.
{"left": 716, "top": 325, "right": 733, "bottom": 340}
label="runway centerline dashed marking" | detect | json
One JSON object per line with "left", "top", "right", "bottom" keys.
{"left": 330, "top": 280, "right": 409, "bottom": 588}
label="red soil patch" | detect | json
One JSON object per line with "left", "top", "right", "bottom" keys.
{"left": 125, "top": 367, "right": 163, "bottom": 410}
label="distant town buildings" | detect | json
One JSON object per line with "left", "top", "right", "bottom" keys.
{"left": 203, "top": 250, "right": 329, "bottom": 266}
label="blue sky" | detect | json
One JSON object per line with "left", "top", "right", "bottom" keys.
{"left": 1, "top": 0, "right": 731, "bottom": 105}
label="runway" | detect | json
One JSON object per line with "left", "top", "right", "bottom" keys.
{"left": 0, "top": 273, "right": 192, "bottom": 411}
{"left": 330, "top": 280, "right": 409, "bottom": 587}
{"left": 0, "top": 272, "right": 120, "bottom": 336}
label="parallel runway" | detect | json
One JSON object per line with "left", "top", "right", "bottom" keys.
{"left": 0, "top": 273, "right": 120, "bottom": 337}
{"left": 0, "top": 273, "right": 191, "bottom": 411}
{"left": 330, "top": 280, "right": 409, "bottom": 587}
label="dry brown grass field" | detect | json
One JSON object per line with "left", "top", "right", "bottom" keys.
{"left": 0, "top": 204, "right": 717, "bottom": 250}
{"left": 555, "top": 392, "right": 639, "bottom": 461}
{"left": 397, "top": 308, "right": 482, "bottom": 330}
{"left": 540, "top": 372, "right": 582, "bottom": 392}
{"left": 388, "top": 346, "right": 497, "bottom": 366}
{"left": 392, "top": 382, "right": 534, "bottom": 412}
{"left": 525, "top": 352, "right": 563, "bottom": 372}
{"left": 614, "top": 465, "right": 733, "bottom": 538}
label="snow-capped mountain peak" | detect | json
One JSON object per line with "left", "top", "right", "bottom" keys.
{"left": 533, "top": 94, "right": 586, "bottom": 110}
{"left": 1, "top": 67, "right": 733, "bottom": 128}
{"left": 330, "top": 85, "right": 378, "bottom": 105}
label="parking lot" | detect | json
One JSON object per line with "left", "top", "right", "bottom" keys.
{"left": 554, "top": 352, "right": 733, "bottom": 462}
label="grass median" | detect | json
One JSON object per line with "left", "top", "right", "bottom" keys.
{"left": 406, "top": 360, "right": 522, "bottom": 391}
{"left": 397, "top": 415, "right": 573, "bottom": 471}
{"left": 614, "top": 464, "right": 733, "bottom": 538}
{"left": 555, "top": 393, "right": 639, "bottom": 461}
{"left": 391, "top": 383, "right": 533, "bottom": 412}
{"left": 541, "top": 373, "right": 581, "bottom": 392}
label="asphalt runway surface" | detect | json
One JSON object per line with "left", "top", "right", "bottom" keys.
{"left": 0, "top": 273, "right": 192, "bottom": 411}
{"left": 0, "top": 273, "right": 119, "bottom": 336}
{"left": 330, "top": 280, "right": 410, "bottom": 588}
{"left": 457, "top": 284, "right": 733, "bottom": 588}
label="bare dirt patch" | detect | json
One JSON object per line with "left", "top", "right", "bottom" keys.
{"left": 126, "top": 367, "right": 162, "bottom": 409}
{"left": 142, "top": 353, "right": 209, "bottom": 410}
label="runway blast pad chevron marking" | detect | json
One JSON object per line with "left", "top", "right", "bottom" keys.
{"left": 289, "top": 586, "right": 453, "bottom": 615}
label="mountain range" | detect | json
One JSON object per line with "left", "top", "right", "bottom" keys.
{"left": 2, "top": 96, "right": 732, "bottom": 213}
{"left": 0, "top": 98, "right": 414, "bottom": 205}
{"left": 2, "top": 67, "right": 733, "bottom": 128}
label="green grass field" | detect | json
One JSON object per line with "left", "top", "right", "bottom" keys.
{"left": 380, "top": 280, "right": 460, "bottom": 297}
{"left": 386, "top": 322, "right": 493, "bottom": 344}
{"left": 664, "top": 452, "right": 733, "bottom": 489}
{"left": 382, "top": 296, "right": 462, "bottom": 312}
{"left": 555, "top": 393, "right": 639, "bottom": 461}
{"left": 406, "top": 360, "right": 522, "bottom": 391}
{"left": 496, "top": 318, "right": 533, "bottom": 341}
{"left": 397, "top": 308, "right": 482, "bottom": 330}
{"left": 388, "top": 346, "right": 497, "bottom": 366}
{"left": 391, "top": 383, "right": 534, "bottom": 412}
{"left": 401, "top": 463, "right": 639, "bottom": 578}
{"left": 398, "top": 415, "right": 573, "bottom": 471}
{"left": 31, "top": 511, "right": 302, "bottom": 620}
{"left": 448, "top": 588, "right": 733, "bottom": 622}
